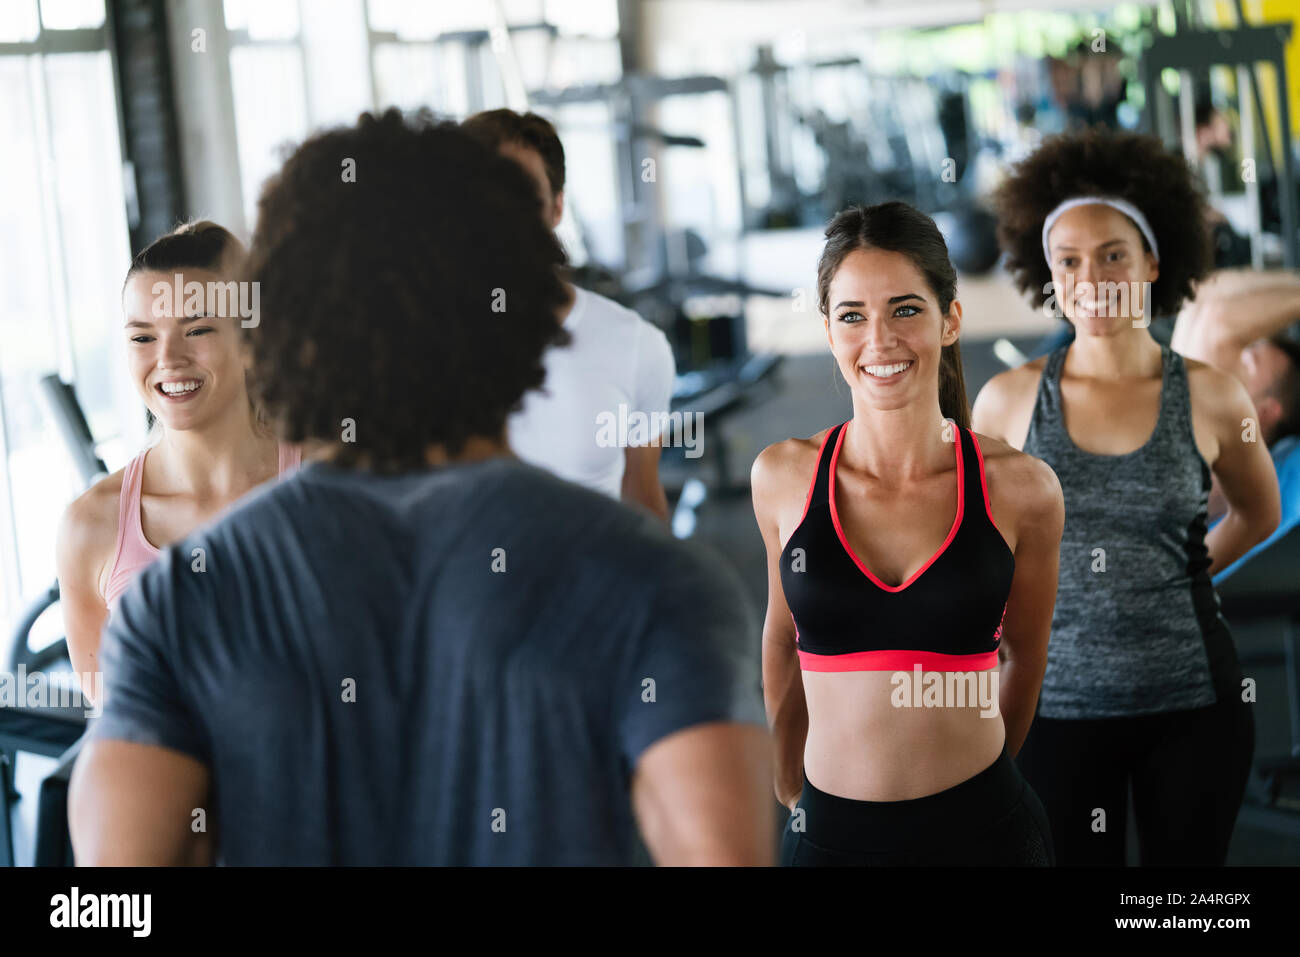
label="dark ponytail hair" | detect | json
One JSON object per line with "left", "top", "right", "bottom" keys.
{"left": 124, "top": 219, "right": 244, "bottom": 292}
{"left": 816, "top": 201, "right": 970, "bottom": 430}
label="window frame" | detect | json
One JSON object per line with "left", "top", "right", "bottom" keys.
{"left": 0, "top": 5, "right": 129, "bottom": 627}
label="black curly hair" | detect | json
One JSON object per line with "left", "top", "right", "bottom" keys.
{"left": 993, "top": 127, "right": 1212, "bottom": 319}
{"left": 244, "top": 109, "right": 569, "bottom": 473}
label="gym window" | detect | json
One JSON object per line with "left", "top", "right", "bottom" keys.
{"left": 0, "top": 0, "right": 135, "bottom": 643}
{"left": 218, "top": 0, "right": 623, "bottom": 265}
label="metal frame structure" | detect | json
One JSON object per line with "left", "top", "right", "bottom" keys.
{"left": 1138, "top": 22, "right": 1298, "bottom": 267}
{"left": 1216, "top": 524, "right": 1300, "bottom": 838}
{"left": 363, "top": 3, "right": 561, "bottom": 118}
{"left": 531, "top": 73, "right": 735, "bottom": 282}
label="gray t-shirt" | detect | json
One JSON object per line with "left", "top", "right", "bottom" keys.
{"left": 92, "top": 456, "right": 765, "bottom": 864}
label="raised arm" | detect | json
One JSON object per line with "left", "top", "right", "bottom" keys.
{"left": 1174, "top": 268, "right": 1300, "bottom": 377}
{"left": 750, "top": 442, "right": 808, "bottom": 810}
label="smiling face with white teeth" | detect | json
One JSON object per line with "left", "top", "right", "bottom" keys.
{"left": 1045, "top": 203, "right": 1158, "bottom": 336}
{"left": 123, "top": 266, "right": 250, "bottom": 433}
{"left": 823, "top": 246, "right": 961, "bottom": 415}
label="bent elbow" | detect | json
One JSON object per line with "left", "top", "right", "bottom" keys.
{"left": 1259, "top": 509, "right": 1282, "bottom": 547}
{"left": 1253, "top": 494, "right": 1283, "bottom": 545}
{"left": 1236, "top": 506, "right": 1280, "bottom": 552}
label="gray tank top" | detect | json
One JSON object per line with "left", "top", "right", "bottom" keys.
{"left": 1023, "top": 343, "right": 1241, "bottom": 719}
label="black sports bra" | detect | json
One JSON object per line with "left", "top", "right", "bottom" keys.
{"left": 779, "top": 421, "right": 1014, "bottom": 672}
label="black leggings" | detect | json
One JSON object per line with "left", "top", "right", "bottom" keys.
{"left": 780, "top": 747, "right": 1054, "bottom": 866}
{"left": 1015, "top": 694, "right": 1255, "bottom": 866}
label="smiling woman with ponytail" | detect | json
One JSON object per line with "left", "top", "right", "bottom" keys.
{"left": 815, "top": 203, "right": 973, "bottom": 430}
{"left": 54, "top": 220, "right": 301, "bottom": 707}
{"left": 751, "top": 200, "right": 1065, "bottom": 866}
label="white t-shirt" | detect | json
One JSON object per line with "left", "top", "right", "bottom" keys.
{"left": 509, "top": 286, "right": 676, "bottom": 500}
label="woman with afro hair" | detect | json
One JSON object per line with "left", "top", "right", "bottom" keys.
{"left": 973, "top": 128, "right": 1280, "bottom": 865}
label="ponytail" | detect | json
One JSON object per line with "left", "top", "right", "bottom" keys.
{"left": 938, "top": 340, "right": 971, "bottom": 430}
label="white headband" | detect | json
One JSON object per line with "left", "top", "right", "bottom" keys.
{"left": 1041, "top": 196, "right": 1159, "bottom": 266}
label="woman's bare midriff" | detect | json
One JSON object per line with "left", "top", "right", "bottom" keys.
{"left": 802, "top": 668, "right": 1006, "bottom": 802}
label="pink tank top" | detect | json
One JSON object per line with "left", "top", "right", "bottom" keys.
{"left": 103, "top": 443, "right": 301, "bottom": 608}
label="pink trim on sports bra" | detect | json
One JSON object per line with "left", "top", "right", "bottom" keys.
{"left": 969, "top": 432, "right": 1000, "bottom": 533}
{"left": 827, "top": 422, "right": 965, "bottom": 593}
{"left": 103, "top": 451, "right": 158, "bottom": 608}
{"left": 795, "top": 426, "right": 838, "bottom": 528}
{"left": 103, "top": 443, "right": 300, "bottom": 608}
{"left": 783, "top": 428, "right": 841, "bottom": 645}
{"left": 278, "top": 443, "right": 302, "bottom": 474}
{"left": 798, "top": 647, "right": 1000, "bottom": 673}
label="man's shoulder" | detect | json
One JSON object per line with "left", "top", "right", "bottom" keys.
{"left": 496, "top": 463, "right": 735, "bottom": 589}
{"left": 578, "top": 287, "right": 665, "bottom": 341}
{"left": 501, "top": 459, "right": 656, "bottom": 535}
{"left": 578, "top": 285, "right": 640, "bottom": 323}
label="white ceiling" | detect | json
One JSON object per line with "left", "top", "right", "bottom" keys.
{"left": 646, "top": 0, "right": 1159, "bottom": 40}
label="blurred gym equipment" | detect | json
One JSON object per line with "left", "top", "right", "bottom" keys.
{"left": 0, "top": 376, "right": 102, "bottom": 866}
{"left": 529, "top": 73, "right": 787, "bottom": 523}
{"left": 1140, "top": 14, "right": 1298, "bottom": 267}
{"left": 1217, "top": 524, "right": 1300, "bottom": 835}
{"left": 993, "top": 338, "right": 1030, "bottom": 369}
{"left": 736, "top": 49, "right": 984, "bottom": 237}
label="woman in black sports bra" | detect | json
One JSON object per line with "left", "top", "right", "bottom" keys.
{"left": 751, "top": 201, "right": 1065, "bottom": 865}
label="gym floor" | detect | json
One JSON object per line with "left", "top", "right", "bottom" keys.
{"left": 663, "top": 339, "right": 1300, "bottom": 866}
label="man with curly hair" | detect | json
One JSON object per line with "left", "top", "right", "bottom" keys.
{"left": 68, "top": 111, "right": 773, "bottom": 866}
{"left": 973, "top": 127, "right": 1279, "bottom": 865}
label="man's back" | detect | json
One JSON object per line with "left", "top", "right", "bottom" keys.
{"left": 93, "top": 456, "right": 764, "bottom": 864}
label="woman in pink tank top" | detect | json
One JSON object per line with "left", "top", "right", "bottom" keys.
{"left": 55, "top": 221, "right": 300, "bottom": 704}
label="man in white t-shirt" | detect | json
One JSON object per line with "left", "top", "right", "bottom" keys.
{"left": 462, "top": 109, "right": 675, "bottom": 519}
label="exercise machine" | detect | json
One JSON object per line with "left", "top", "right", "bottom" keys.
{"left": 0, "top": 374, "right": 103, "bottom": 866}
{"left": 1217, "top": 523, "right": 1300, "bottom": 836}
{"left": 528, "top": 73, "right": 788, "bottom": 524}
{"left": 1138, "top": 16, "right": 1298, "bottom": 267}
